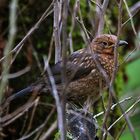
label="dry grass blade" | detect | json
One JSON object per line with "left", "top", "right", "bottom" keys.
{"left": 0, "top": 0, "right": 18, "bottom": 102}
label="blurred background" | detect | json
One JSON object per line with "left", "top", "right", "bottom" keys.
{"left": 0, "top": 0, "right": 140, "bottom": 139}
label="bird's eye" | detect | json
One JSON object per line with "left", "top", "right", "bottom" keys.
{"left": 102, "top": 41, "right": 108, "bottom": 46}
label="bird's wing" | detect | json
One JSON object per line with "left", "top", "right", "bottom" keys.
{"left": 51, "top": 49, "right": 95, "bottom": 84}
{"left": 4, "top": 49, "right": 95, "bottom": 102}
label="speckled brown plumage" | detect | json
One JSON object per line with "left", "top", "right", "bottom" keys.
{"left": 6, "top": 34, "right": 128, "bottom": 104}
{"left": 48, "top": 34, "right": 127, "bottom": 102}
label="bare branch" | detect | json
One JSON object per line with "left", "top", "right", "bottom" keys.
{"left": 97, "top": 0, "right": 109, "bottom": 35}
{"left": 45, "top": 59, "right": 65, "bottom": 140}
{"left": 0, "top": 0, "right": 18, "bottom": 102}
{"left": 108, "top": 97, "right": 140, "bottom": 133}
{"left": 54, "top": 0, "right": 62, "bottom": 63}
{"left": 39, "top": 120, "right": 57, "bottom": 140}
{"left": 130, "top": 1, "right": 140, "bottom": 17}
{"left": 0, "top": 1, "right": 54, "bottom": 63}
{"left": 123, "top": 0, "right": 137, "bottom": 35}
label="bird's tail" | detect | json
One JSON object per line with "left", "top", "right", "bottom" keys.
{"left": 4, "top": 86, "right": 34, "bottom": 104}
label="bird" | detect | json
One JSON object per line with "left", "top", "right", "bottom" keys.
{"left": 4, "top": 34, "right": 128, "bottom": 105}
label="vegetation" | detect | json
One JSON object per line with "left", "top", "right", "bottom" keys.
{"left": 0, "top": 0, "right": 140, "bottom": 139}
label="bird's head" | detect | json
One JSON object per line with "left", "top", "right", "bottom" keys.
{"left": 91, "top": 34, "right": 128, "bottom": 55}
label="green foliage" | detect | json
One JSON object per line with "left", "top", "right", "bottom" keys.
{"left": 125, "top": 58, "right": 140, "bottom": 92}
{"left": 54, "top": 131, "right": 60, "bottom": 140}
{"left": 115, "top": 70, "right": 125, "bottom": 96}
{"left": 120, "top": 126, "right": 140, "bottom": 140}
{"left": 1, "top": 0, "right": 140, "bottom": 139}
{"left": 120, "top": 50, "right": 140, "bottom": 139}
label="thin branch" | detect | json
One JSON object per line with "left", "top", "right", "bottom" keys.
{"left": 0, "top": 0, "right": 18, "bottom": 102}
{"left": 59, "top": 0, "right": 70, "bottom": 139}
{"left": 77, "top": 1, "right": 91, "bottom": 44}
{"left": 0, "top": 0, "right": 54, "bottom": 63}
{"left": 68, "top": 0, "right": 79, "bottom": 54}
{"left": 101, "top": 1, "right": 122, "bottom": 139}
{"left": 108, "top": 97, "right": 140, "bottom": 132}
{"left": 93, "top": 96, "right": 133, "bottom": 119}
{"left": 47, "top": 33, "right": 54, "bottom": 63}
{"left": 97, "top": 0, "right": 109, "bottom": 35}
{"left": 39, "top": 120, "right": 57, "bottom": 140}
{"left": 54, "top": 0, "right": 61, "bottom": 63}
{"left": 0, "top": 98, "right": 38, "bottom": 127}
{"left": 45, "top": 59, "right": 65, "bottom": 140}
{"left": 17, "top": 107, "right": 56, "bottom": 140}
{"left": 115, "top": 123, "right": 127, "bottom": 140}
{"left": 130, "top": 1, "right": 140, "bottom": 16}
{"left": 120, "top": 47, "right": 137, "bottom": 65}
{"left": 34, "top": 106, "right": 56, "bottom": 140}
{"left": 23, "top": 97, "right": 40, "bottom": 136}
{"left": 112, "top": 2, "right": 138, "bottom": 140}
{"left": 0, "top": 66, "right": 30, "bottom": 80}
{"left": 123, "top": 0, "right": 137, "bottom": 35}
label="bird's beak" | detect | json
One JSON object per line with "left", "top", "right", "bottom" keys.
{"left": 118, "top": 40, "right": 128, "bottom": 46}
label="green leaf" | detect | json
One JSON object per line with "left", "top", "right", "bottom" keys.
{"left": 125, "top": 59, "right": 140, "bottom": 91}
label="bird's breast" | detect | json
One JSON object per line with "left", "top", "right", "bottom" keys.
{"left": 65, "top": 54, "right": 114, "bottom": 101}
{"left": 65, "top": 69, "right": 103, "bottom": 101}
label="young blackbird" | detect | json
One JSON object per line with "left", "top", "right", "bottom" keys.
{"left": 5, "top": 34, "right": 128, "bottom": 104}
